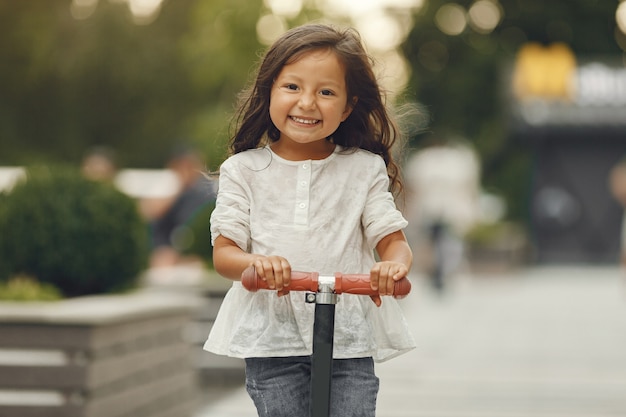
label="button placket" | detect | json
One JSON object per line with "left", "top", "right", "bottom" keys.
{"left": 294, "top": 162, "right": 311, "bottom": 225}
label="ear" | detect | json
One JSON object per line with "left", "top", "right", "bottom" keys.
{"left": 341, "top": 97, "right": 358, "bottom": 122}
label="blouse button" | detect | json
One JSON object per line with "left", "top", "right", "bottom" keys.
{"left": 300, "top": 181, "right": 307, "bottom": 187}
{"left": 302, "top": 164, "right": 309, "bottom": 170}
{"left": 299, "top": 203, "right": 306, "bottom": 209}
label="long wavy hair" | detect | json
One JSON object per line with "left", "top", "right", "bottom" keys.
{"left": 229, "top": 23, "right": 404, "bottom": 195}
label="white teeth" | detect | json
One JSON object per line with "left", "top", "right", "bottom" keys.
{"left": 291, "top": 116, "right": 318, "bottom": 124}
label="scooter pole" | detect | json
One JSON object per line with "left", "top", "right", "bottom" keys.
{"left": 308, "top": 275, "right": 338, "bottom": 417}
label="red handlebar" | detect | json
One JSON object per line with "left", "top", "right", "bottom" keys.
{"left": 241, "top": 266, "right": 411, "bottom": 299}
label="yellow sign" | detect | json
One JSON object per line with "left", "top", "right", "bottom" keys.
{"left": 512, "top": 42, "right": 577, "bottom": 101}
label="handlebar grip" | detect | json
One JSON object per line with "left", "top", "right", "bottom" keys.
{"left": 240, "top": 266, "right": 411, "bottom": 299}
{"left": 334, "top": 273, "right": 411, "bottom": 299}
{"left": 241, "top": 266, "right": 319, "bottom": 293}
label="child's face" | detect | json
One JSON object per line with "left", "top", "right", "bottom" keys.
{"left": 269, "top": 49, "right": 353, "bottom": 148}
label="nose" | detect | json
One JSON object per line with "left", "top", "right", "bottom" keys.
{"left": 298, "top": 92, "right": 316, "bottom": 110}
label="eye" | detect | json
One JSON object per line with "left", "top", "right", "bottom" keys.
{"left": 285, "top": 83, "right": 298, "bottom": 91}
{"left": 320, "top": 89, "right": 334, "bottom": 96}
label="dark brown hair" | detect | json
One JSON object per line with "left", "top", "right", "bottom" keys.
{"left": 229, "top": 23, "right": 403, "bottom": 195}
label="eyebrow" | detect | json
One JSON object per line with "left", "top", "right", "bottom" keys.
{"left": 276, "top": 73, "right": 345, "bottom": 89}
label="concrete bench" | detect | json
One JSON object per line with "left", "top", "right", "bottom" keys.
{"left": 0, "top": 291, "right": 203, "bottom": 417}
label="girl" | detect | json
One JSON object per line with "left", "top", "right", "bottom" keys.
{"left": 204, "top": 23, "right": 415, "bottom": 417}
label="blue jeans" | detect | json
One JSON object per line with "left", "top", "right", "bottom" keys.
{"left": 245, "top": 356, "right": 379, "bottom": 417}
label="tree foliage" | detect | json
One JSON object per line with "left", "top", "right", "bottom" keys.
{"left": 0, "top": 0, "right": 263, "bottom": 170}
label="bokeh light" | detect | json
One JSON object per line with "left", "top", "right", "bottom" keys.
{"left": 256, "top": 14, "right": 288, "bottom": 46}
{"left": 373, "top": 49, "right": 412, "bottom": 94}
{"left": 435, "top": 3, "right": 468, "bottom": 36}
{"left": 128, "top": 0, "right": 163, "bottom": 25}
{"left": 264, "top": 0, "right": 303, "bottom": 19}
{"left": 617, "top": 1, "right": 626, "bottom": 34}
{"left": 355, "top": 12, "right": 406, "bottom": 51}
{"left": 468, "top": 0, "right": 503, "bottom": 34}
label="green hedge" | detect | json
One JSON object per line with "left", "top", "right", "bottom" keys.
{"left": 0, "top": 166, "right": 148, "bottom": 297}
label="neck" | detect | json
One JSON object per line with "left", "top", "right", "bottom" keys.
{"left": 271, "top": 139, "right": 335, "bottom": 161}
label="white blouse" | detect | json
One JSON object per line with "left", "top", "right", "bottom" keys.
{"left": 204, "top": 146, "right": 415, "bottom": 362}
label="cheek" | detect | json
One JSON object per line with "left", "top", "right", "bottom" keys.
{"left": 330, "top": 103, "right": 351, "bottom": 123}
{"left": 269, "top": 104, "right": 290, "bottom": 133}
{"left": 268, "top": 100, "right": 281, "bottom": 124}
{"left": 269, "top": 93, "right": 294, "bottom": 118}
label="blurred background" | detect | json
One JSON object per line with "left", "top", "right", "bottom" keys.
{"left": 2, "top": 0, "right": 626, "bottom": 267}
{"left": 2, "top": 2, "right": 626, "bottom": 417}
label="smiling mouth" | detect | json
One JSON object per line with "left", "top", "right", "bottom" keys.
{"left": 290, "top": 116, "right": 320, "bottom": 125}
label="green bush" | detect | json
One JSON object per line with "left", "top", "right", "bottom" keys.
{"left": 0, "top": 165, "right": 148, "bottom": 297}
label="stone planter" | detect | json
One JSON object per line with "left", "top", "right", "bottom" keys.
{"left": 0, "top": 290, "right": 203, "bottom": 417}
{"left": 144, "top": 267, "right": 246, "bottom": 386}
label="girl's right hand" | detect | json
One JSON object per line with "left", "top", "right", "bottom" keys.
{"left": 252, "top": 255, "right": 292, "bottom": 294}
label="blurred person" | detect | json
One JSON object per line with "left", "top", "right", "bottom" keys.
{"left": 609, "top": 156, "right": 626, "bottom": 267}
{"left": 405, "top": 135, "right": 481, "bottom": 292}
{"left": 81, "top": 146, "right": 118, "bottom": 182}
{"left": 140, "top": 146, "right": 216, "bottom": 269}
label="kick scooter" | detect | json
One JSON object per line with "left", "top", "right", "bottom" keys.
{"left": 242, "top": 266, "right": 411, "bottom": 417}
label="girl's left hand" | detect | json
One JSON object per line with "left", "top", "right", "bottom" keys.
{"left": 369, "top": 261, "right": 409, "bottom": 307}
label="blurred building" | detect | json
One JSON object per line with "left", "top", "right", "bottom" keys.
{"left": 509, "top": 43, "right": 626, "bottom": 263}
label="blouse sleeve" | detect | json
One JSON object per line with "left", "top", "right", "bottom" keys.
{"left": 209, "top": 158, "right": 251, "bottom": 252}
{"left": 362, "top": 156, "right": 408, "bottom": 249}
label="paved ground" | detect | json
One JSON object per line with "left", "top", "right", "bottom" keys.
{"left": 193, "top": 265, "right": 626, "bottom": 417}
